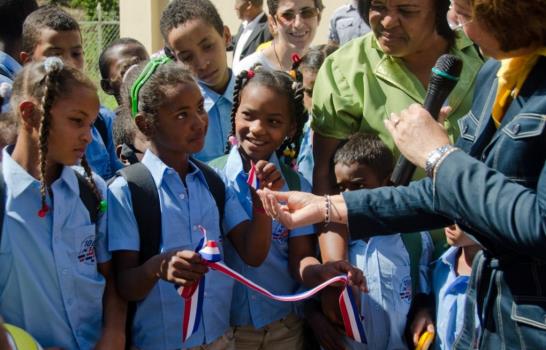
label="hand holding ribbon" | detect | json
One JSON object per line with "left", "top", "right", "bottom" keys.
{"left": 176, "top": 226, "right": 367, "bottom": 344}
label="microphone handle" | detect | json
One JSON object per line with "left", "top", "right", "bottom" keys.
{"left": 390, "top": 87, "right": 446, "bottom": 186}
{"left": 390, "top": 155, "right": 416, "bottom": 186}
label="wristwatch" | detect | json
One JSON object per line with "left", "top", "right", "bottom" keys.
{"left": 425, "top": 144, "right": 455, "bottom": 178}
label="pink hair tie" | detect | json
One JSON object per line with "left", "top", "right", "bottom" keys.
{"left": 37, "top": 204, "right": 49, "bottom": 218}
{"left": 247, "top": 69, "right": 255, "bottom": 79}
{"left": 291, "top": 53, "right": 302, "bottom": 64}
{"left": 229, "top": 135, "right": 239, "bottom": 146}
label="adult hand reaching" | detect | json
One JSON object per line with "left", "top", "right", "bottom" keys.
{"left": 385, "top": 104, "right": 452, "bottom": 169}
{"left": 256, "top": 188, "right": 348, "bottom": 229}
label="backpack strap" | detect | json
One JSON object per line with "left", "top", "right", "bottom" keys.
{"left": 401, "top": 232, "right": 423, "bottom": 295}
{"left": 74, "top": 171, "right": 100, "bottom": 224}
{"left": 118, "top": 163, "right": 161, "bottom": 264}
{"left": 0, "top": 166, "right": 4, "bottom": 241}
{"left": 94, "top": 112, "right": 109, "bottom": 147}
{"left": 279, "top": 162, "right": 301, "bottom": 191}
{"left": 192, "top": 157, "right": 225, "bottom": 225}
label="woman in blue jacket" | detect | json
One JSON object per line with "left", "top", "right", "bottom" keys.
{"left": 257, "top": 0, "right": 546, "bottom": 349}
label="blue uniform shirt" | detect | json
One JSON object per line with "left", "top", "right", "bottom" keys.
{"left": 216, "top": 147, "right": 315, "bottom": 328}
{"left": 432, "top": 247, "right": 472, "bottom": 350}
{"left": 344, "top": 233, "right": 433, "bottom": 350}
{"left": 0, "top": 147, "right": 109, "bottom": 350}
{"left": 328, "top": 2, "right": 371, "bottom": 45}
{"left": 193, "top": 71, "right": 235, "bottom": 162}
{"left": 0, "top": 51, "right": 21, "bottom": 113}
{"left": 296, "top": 119, "right": 314, "bottom": 185}
{"left": 85, "top": 106, "right": 124, "bottom": 180}
{"left": 108, "top": 150, "right": 249, "bottom": 349}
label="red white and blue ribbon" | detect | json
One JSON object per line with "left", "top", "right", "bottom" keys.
{"left": 177, "top": 226, "right": 366, "bottom": 344}
{"left": 247, "top": 161, "right": 260, "bottom": 190}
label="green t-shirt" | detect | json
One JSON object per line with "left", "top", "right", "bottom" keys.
{"left": 311, "top": 32, "right": 484, "bottom": 159}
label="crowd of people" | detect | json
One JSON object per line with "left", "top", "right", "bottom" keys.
{"left": 0, "top": 0, "right": 544, "bottom": 349}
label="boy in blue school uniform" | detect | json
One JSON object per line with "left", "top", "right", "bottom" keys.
{"left": 108, "top": 59, "right": 280, "bottom": 350}
{"left": 431, "top": 224, "right": 481, "bottom": 350}
{"left": 313, "top": 133, "right": 434, "bottom": 350}
{"left": 160, "top": 0, "right": 235, "bottom": 162}
{"left": 20, "top": 5, "right": 123, "bottom": 179}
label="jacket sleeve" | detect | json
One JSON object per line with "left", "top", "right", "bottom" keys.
{"left": 342, "top": 177, "right": 452, "bottom": 238}
{"left": 433, "top": 150, "right": 546, "bottom": 257}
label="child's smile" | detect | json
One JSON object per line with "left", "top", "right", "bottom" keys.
{"left": 235, "top": 84, "right": 295, "bottom": 162}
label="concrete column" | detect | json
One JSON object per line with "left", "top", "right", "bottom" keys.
{"left": 119, "top": 0, "right": 169, "bottom": 54}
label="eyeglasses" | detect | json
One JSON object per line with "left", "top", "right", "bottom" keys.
{"left": 449, "top": 2, "right": 473, "bottom": 30}
{"left": 450, "top": 13, "right": 472, "bottom": 30}
{"left": 276, "top": 7, "right": 319, "bottom": 25}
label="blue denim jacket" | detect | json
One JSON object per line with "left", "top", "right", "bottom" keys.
{"left": 342, "top": 57, "right": 546, "bottom": 349}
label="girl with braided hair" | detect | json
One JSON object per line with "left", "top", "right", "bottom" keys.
{"left": 0, "top": 57, "right": 125, "bottom": 349}
{"left": 209, "top": 66, "right": 363, "bottom": 350}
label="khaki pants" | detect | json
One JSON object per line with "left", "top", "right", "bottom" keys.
{"left": 232, "top": 313, "right": 304, "bottom": 350}
{"left": 187, "top": 329, "right": 236, "bottom": 350}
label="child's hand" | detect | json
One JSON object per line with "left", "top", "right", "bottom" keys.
{"left": 255, "top": 160, "right": 285, "bottom": 191}
{"left": 157, "top": 250, "right": 209, "bottom": 286}
{"left": 408, "top": 308, "right": 435, "bottom": 347}
{"left": 319, "top": 260, "right": 368, "bottom": 292}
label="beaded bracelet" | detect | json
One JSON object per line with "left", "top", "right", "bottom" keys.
{"left": 324, "top": 195, "right": 331, "bottom": 227}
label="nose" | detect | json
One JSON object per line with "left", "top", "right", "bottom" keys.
{"left": 293, "top": 13, "right": 305, "bottom": 28}
{"left": 82, "top": 125, "right": 93, "bottom": 145}
{"left": 192, "top": 110, "right": 208, "bottom": 131}
{"left": 249, "top": 119, "right": 266, "bottom": 136}
{"left": 381, "top": 11, "right": 400, "bottom": 29}
{"left": 196, "top": 55, "right": 210, "bottom": 71}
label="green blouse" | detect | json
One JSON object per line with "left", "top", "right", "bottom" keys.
{"left": 311, "top": 32, "right": 484, "bottom": 157}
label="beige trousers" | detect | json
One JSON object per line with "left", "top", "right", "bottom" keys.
{"left": 232, "top": 313, "right": 305, "bottom": 350}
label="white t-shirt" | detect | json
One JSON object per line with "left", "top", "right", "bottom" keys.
{"left": 234, "top": 50, "right": 276, "bottom": 76}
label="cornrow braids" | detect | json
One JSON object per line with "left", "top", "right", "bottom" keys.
{"left": 226, "top": 66, "right": 307, "bottom": 166}
{"left": 37, "top": 70, "right": 57, "bottom": 215}
{"left": 80, "top": 155, "right": 103, "bottom": 205}
{"left": 226, "top": 69, "right": 254, "bottom": 154}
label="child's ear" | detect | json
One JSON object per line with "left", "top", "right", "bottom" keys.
{"left": 19, "top": 51, "right": 31, "bottom": 65}
{"left": 18, "top": 100, "right": 40, "bottom": 129}
{"left": 134, "top": 113, "right": 154, "bottom": 139}
{"left": 100, "top": 79, "right": 114, "bottom": 96}
{"left": 223, "top": 25, "right": 232, "bottom": 48}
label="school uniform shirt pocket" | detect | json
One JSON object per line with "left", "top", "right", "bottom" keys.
{"left": 390, "top": 265, "right": 412, "bottom": 339}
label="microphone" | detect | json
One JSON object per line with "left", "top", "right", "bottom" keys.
{"left": 390, "top": 54, "right": 463, "bottom": 186}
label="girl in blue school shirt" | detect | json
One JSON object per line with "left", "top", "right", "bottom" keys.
{"left": 0, "top": 58, "right": 125, "bottom": 349}
{"left": 107, "top": 58, "right": 281, "bottom": 350}
{"left": 210, "top": 67, "right": 360, "bottom": 349}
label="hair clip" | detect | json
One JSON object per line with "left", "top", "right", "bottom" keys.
{"left": 247, "top": 69, "right": 255, "bottom": 79}
{"left": 130, "top": 55, "right": 171, "bottom": 118}
{"left": 288, "top": 70, "right": 298, "bottom": 80}
{"left": 37, "top": 203, "right": 50, "bottom": 218}
{"left": 228, "top": 135, "right": 239, "bottom": 146}
{"left": 43, "top": 57, "right": 64, "bottom": 73}
{"left": 291, "top": 53, "right": 302, "bottom": 64}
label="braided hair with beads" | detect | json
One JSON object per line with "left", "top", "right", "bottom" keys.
{"left": 10, "top": 57, "right": 103, "bottom": 217}
{"left": 226, "top": 65, "right": 307, "bottom": 166}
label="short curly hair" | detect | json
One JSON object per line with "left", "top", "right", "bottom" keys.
{"left": 21, "top": 5, "right": 80, "bottom": 55}
{"left": 160, "top": 0, "right": 224, "bottom": 44}
{"left": 471, "top": 0, "right": 546, "bottom": 51}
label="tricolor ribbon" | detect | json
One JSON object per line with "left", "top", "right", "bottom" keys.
{"left": 177, "top": 226, "right": 366, "bottom": 344}
{"left": 246, "top": 161, "right": 260, "bottom": 190}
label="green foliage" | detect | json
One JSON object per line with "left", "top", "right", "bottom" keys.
{"left": 48, "top": 0, "right": 119, "bottom": 19}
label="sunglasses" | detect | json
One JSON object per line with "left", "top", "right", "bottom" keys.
{"left": 276, "top": 7, "right": 319, "bottom": 24}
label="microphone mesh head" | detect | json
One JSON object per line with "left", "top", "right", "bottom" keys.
{"left": 434, "top": 54, "right": 463, "bottom": 79}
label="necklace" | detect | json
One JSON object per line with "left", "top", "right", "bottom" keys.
{"left": 272, "top": 40, "right": 287, "bottom": 71}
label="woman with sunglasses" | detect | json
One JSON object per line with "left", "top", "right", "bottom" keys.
{"left": 234, "top": 0, "right": 324, "bottom": 75}
{"left": 258, "top": 0, "right": 546, "bottom": 348}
